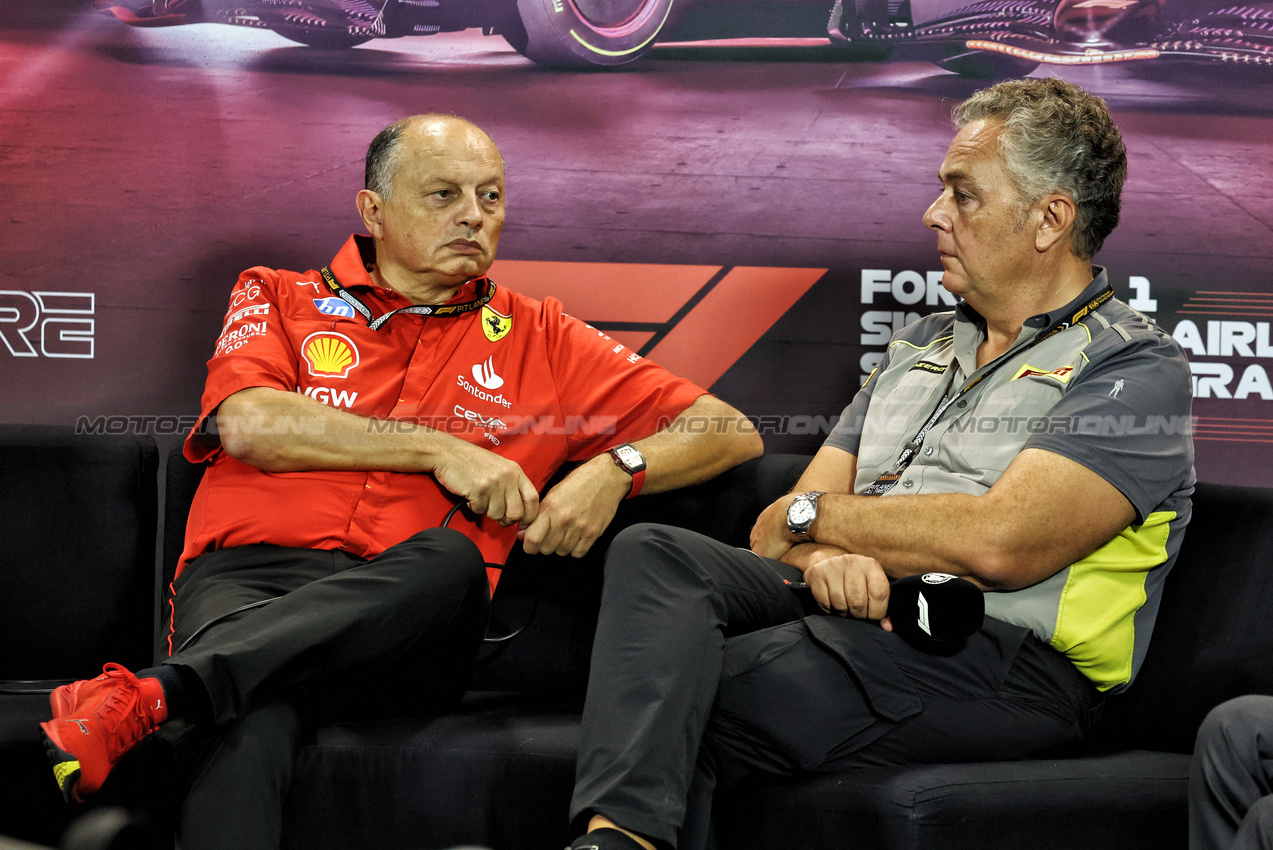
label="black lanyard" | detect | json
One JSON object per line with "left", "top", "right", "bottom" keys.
{"left": 862, "top": 285, "right": 1113, "bottom": 497}
{"left": 320, "top": 266, "right": 495, "bottom": 331}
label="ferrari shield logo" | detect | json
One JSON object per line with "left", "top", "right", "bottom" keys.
{"left": 482, "top": 305, "right": 512, "bottom": 342}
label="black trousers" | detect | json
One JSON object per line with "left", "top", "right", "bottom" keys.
{"left": 161, "top": 528, "right": 490, "bottom": 850}
{"left": 1190, "top": 695, "right": 1273, "bottom": 850}
{"left": 570, "top": 524, "right": 1101, "bottom": 850}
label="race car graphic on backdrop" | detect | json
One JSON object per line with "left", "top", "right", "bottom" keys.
{"left": 94, "top": 0, "right": 1273, "bottom": 70}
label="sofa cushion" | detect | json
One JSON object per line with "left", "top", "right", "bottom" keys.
{"left": 283, "top": 692, "right": 582, "bottom": 850}
{"left": 0, "top": 693, "right": 75, "bottom": 846}
{"left": 718, "top": 751, "right": 1190, "bottom": 850}
{"left": 0, "top": 425, "right": 159, "bottom": 683}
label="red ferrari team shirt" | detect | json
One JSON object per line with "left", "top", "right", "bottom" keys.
{"left": 181, "top": 235, "right": 705, "bottom": 587}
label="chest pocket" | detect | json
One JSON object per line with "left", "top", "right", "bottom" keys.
{"left": 948, "top": 366, "right": 1074, "bottom": 476}
{"left": 856, "top": 364, "right": 952, "bottom": 485}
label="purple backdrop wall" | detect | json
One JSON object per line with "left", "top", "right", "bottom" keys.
{"left": 2, "top": 1, "right": 1270, "bottom": 486}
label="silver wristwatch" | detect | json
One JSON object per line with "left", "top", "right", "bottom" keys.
{"left": 786, "top": 491, "right": 825, "bottom": 542}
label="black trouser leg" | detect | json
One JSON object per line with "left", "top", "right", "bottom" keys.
{"left": 167, "top": 528, "right": 489, "bottom": 726}
{"left": 176, "top": 698, "right": 304, "bottom": 850}
{"left": 1190, "top": 695, "right": 1273, "bottom": 850}
{"left": 572, "top": 524, "right": 1097, "bottom": 850}
{"left": 569, "top": 524, "right": 806, "bottom": 848}
{"left": 161, "top": 529, "right": 489, "bottom": 850}
{"left": 1236, "top": 798, "right": 1273, "bottom": 850}
{"left": 690, "top": 613, "right": 1095, "bottom": 850}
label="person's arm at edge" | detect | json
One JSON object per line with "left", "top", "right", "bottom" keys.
{"left": 519, "top": 393, "right": 763, "bottom": 557}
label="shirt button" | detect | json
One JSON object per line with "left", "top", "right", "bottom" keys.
{"left": 957, "top": 400, "right": 968, "bottom": 408}
{"left": 903, "top": 479, "right": 914, "bottom": 489}
{"left": 924, "top": 446, "right": 934, "bottom": 456}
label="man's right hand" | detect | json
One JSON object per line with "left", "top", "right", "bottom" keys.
{"left": 428, "top": 436, "right": 540, "bottom": 527}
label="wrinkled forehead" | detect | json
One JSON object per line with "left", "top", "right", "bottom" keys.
{"left": 388, "top": 118, "right": 505, "bottom": 192}
{"left": 945, "top": 119, "right": 1004, "bottom": 165}
{"left": 939, "top": 118, "right": 1007, "bottom": 183}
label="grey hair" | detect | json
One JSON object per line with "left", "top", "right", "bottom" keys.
{"left": 364, "top": 117, "right": 411, "bottom": 200}
{"left": 953, "top": 77, "right": 1127, "bottom": 260}
{"left": 364, "top": 114, "right": 502, "bottom": 200}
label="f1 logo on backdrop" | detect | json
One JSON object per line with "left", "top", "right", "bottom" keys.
{"left": 0, "top": 291, "right": 95, "bottom": 359}
{"left": 487, "top": 261, "right": 824, "bottom": 390}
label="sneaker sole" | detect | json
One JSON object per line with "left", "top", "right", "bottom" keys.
{"left": 39, "top": 724, "right": 83, "bottom": 805}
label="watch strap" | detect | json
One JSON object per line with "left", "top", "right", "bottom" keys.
{"left": 625, "top": 466, "right": 646, "bottom": 500}
{"left": 609, "top": 444, "right": 647, "bottom": 500}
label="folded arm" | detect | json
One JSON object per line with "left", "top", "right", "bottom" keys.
{"left": 520, "top": 394, "right": 763, "bottom": 558}
{"left": 215, "top": 386, "right": 540, "bottom": 526}
{"left": 753, "top": 444, "right": 1135, "bottom": 591}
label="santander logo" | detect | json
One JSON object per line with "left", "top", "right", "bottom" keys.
{"left": 472, "top": 356, "right": 504, "bottom": 390}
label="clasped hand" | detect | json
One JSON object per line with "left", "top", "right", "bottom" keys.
{"left": 431, "top": 439, "right": 628, "bottom": 558}
{"left": 799, "top": 551, "right": 892, "bottom": 627}
{"left": 751, "top": 495, "right": 892, "bottom": 626}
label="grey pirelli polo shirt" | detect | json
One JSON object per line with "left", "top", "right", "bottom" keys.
{"left": 825, "top": 269, "right": 1196, "bottom": 693}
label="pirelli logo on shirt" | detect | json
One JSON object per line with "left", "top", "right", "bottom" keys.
{"left": 215, "top": 304, "right": 270, "bottom": 357}
{"left": 1012, "top": 364, "right": 1075, "bottom": 385}
{"left": 909, "top": 360, "right": 949, "bottom": 375}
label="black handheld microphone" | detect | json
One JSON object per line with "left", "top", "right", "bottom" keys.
{"left": 886, "top": 572, "right": 984, "bottom": 646}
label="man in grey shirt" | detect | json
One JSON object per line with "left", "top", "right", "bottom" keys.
{"left": 565, "top": 78, "right": 1196, "bottom": 850}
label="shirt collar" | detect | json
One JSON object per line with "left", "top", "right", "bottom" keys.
{"left": 1019, "top": 266, "right": 1111, "bottom": 333}
{"left": 327, "top": 233, "right": 487, "bottom": 306}
{"left": 328, "top": 234, "right": 379, "bottom": 291}
{"left": 950, "top": 267, "right": 1111, "bottom": 378}
{"left": 953, "top": 266, "right": 1111, "bottom": 334}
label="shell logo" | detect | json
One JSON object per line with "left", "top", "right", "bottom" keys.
{"left": 302, "top": 332, "right": 360, "bottom": 379}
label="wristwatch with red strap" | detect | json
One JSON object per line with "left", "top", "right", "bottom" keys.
{"left": 608, "top": 444, "right": 647, "bottom": 500}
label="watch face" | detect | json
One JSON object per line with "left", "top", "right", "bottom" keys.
{"left": 614, "top": 445, "right": 645, "bottom": 471}
{"left": 788, "top": 498, "right": 816, "bottom": 527}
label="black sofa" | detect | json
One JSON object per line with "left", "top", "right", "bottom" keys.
{"left": 4, "top": 429, "right": 1273, "bottom": 850}
{"left": 0, "top": 426, "right": 159, "bottom": 849}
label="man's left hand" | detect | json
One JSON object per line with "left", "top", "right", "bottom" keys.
{"left": 801, "top": 551, "right": 892, "bottom": 624}
{"left": 519, "top": 455, "right": 631, "bottom": 558}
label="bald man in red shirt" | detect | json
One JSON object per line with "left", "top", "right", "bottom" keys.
{"left": 41, "top": 114, "right": 761, "bottom": 850}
